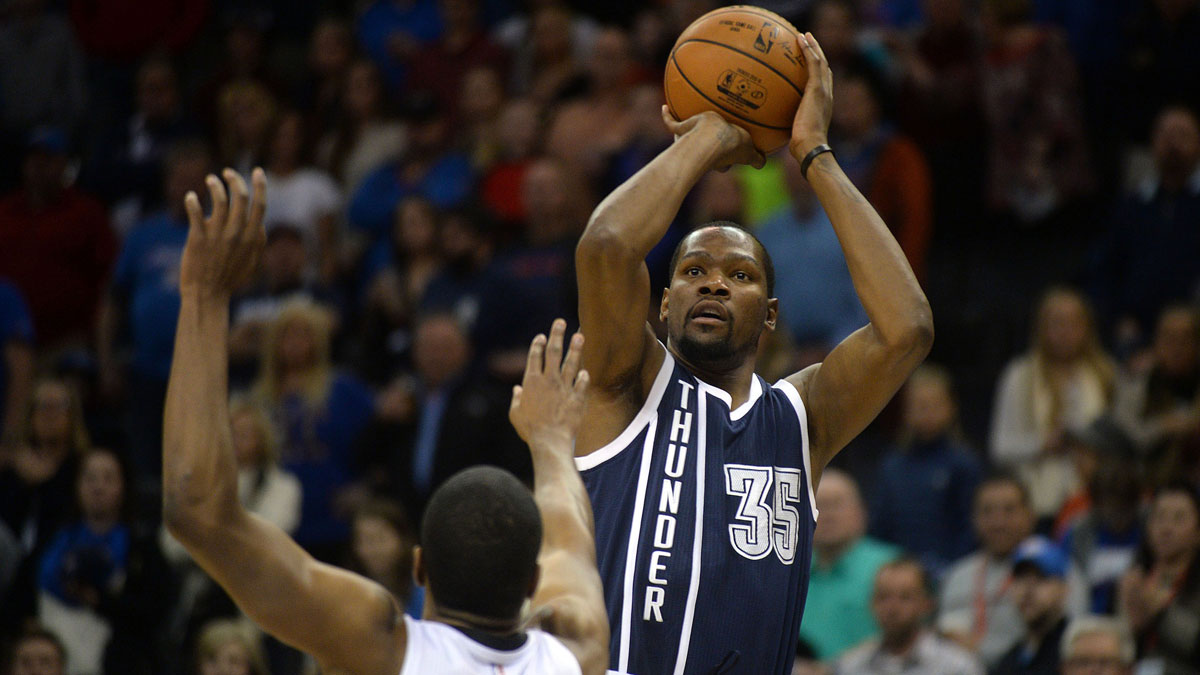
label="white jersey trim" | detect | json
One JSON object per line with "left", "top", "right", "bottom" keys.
{"left": 617, "top": 416, "right": 658, "bottom": 672}
{"left": 772, "top": 380, "right": 819, "bottom": 522}
{"left": 672, "top": 387, "right": 708, "bottom": 674}
{"left": 695, "top": 375, "right": 764, "bottom": 421}
{"left": 576, "top": 343, "right": 674, "bottom": 472}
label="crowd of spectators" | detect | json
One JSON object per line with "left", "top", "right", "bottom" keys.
{"left": 0, "top": 0, "right": 1199, "bottom": 673}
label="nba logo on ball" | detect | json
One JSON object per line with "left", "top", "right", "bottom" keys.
{"left": 665, "top": 5, "right": 808, "bottom": 154}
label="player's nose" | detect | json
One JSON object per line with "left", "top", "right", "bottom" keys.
{"left": 698, "top": 274, "right": 730, "bottom": 296}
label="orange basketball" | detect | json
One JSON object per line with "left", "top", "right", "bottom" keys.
{"left": 665, "top": 6, "right": 807, "bottom": 154}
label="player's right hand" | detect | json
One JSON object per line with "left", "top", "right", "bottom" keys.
{"left": 509, "top": 319, "right": 589, "bottom": 450}
{"left": 661, "top": 106, "right": 766, "bottom": 171}
{"left": 180, "top": 168, "right": 267, "bottom": 298}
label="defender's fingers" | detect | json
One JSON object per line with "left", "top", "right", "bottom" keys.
{"left": 509, "top": 385, "right": 522, "bottom": 414}
{"left": 205, "top": 175, "right": 228, "bottom": 230}
{"left": 561, "top": 332, "right": 584, "bottom": 383}
{"left": 525, "top": 333, "right": 547, "bottom": 380}
{"left": 545, "top": 319, "right": 566, "bottom": 373}
{"left": 184, "top": 191, "right": 204, "bottom": 231}
{"left": 574, "top": 369, "right": 590, "bottom": 396}
{"left": 249, "top": 167, "right": 268, "bottom": 229}
{"left": 223, "top": 169, "right": 249, "bottom": 235}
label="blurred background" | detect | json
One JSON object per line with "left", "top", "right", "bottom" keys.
{"left": 0, "top": 0, "right": 1198, "bottom": 673}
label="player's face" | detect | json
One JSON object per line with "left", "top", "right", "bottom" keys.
{"left": 663, "top": 228, "right": 775, "bottom": 370}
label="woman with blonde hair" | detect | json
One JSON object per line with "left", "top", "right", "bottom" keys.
{"left": 251, "top": 299, "right": 375, "bottom": 560}
{"left": 196, "top": 618, "right": 270, "bottom": 675}
{"left": 990, "top": 286, "right": 1117, "bottom": 519}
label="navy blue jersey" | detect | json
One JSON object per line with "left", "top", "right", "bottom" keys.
{"left": 577, "top": 345, "right": 818, "bottom": 675}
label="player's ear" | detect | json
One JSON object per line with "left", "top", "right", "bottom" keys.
{"left": 660, "top": 288, "right": 670, "bottom": 323}
{"left": 765, "top": 297, "right": 778, "bottom": 331}
{"left": 412, "top": 545, "right": 427, "bottom": 587}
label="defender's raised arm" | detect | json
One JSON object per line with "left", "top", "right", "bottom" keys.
{"left": 785, "top": 33, "right": 935, "bottom": 483}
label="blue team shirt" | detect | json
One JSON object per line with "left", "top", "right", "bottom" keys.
{"left": 0, "top": 280, "right": 33, "bottom": 438}
{"left": 578, "top": 345, "right": 818, "bottom": 675}
{"left": 112, "top": 213, "right": 189, "bottom": 380}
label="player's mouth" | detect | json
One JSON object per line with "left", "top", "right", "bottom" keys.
{"left": 689, "top": 300, "right": 730, "bottom": 327}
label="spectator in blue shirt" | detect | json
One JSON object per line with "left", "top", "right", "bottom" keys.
{"left": 356, "top": 0, "right": 445, "bottom": 91}
{"left": 0, "top": 278, "right": 34, "bottom": 445}
{"left": 870, "top": 364, "right": 982, "bottom": 579}
{"left": 98, "top": 139, "right": 212, "bottom": 483}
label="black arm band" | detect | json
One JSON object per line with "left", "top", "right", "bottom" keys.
{"left": 800, "top": 144, "right": 833, "bottom": 180}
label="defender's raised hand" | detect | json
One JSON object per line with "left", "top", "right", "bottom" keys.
{"left": 790, "top": 32, "right": 834, "bottom": 159}
{"left": 180, "top": 168, "right": 267, "bottom": 298}
{"left": 510, "top": 319, "right": 589, "bottom": 449}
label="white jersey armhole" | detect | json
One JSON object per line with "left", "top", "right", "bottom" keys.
{"left": 772, "top": 379, "right": 819, "bottom": 522}
{"left": 575, "top": 343, "right": 675, "bottom": 472}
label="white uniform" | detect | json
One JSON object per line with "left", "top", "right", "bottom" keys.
{"left": 399, "top": 615, "right": 583, "bottom": 675}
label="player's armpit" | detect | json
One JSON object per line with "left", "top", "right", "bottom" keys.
{"left": 167, "top": 508, "right": 405, "bottom": 675}
{"left": 530, "top": 549, "right": 610, "bottom": 675}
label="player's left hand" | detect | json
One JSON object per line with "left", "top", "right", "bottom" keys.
{"left": 789, "top": 32, "right": 834, "bottom": 159}
{"left": 509, "top": 319, "right": 589, "bottom": 450}
{"left": 180, "top": 168, "right": 267, "bottom": 299}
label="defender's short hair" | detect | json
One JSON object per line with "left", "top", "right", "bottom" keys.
{"left": 668, "top": 222, "right": 776, "bottom": 297}
{"left": 420, "top": 466, "right": 542, "bottom": 620}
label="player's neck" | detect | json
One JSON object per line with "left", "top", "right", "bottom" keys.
{"left": 669, "top": 345, "right": 757, "bottom": 408}
{"left": 428, "top": 604, "right": 523, "bottom": 636}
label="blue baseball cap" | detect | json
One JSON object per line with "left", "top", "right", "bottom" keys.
{"left": 1012, "top": 536, "right": 1069, "bottom": 579}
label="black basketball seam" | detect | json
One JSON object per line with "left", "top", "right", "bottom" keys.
{"left": 682, "top": 6, "right": 801, "bottom": 40}
{"left": 667, "top": 52, "right": 791, "bottom": 131}
{"left": 678, "top": 38, "right": 804, "bottom": 98}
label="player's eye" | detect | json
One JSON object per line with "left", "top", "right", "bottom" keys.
{"left": 685, "top": 267, "right": 702, "bottom": 276}
{"left": 733, "top": 271, "right": 750, "bottom": 281}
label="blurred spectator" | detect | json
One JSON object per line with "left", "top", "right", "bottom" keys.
{"left": 81, "top": 56, "right": 198, "bottom": 236}
{"left": 895, "top": 0, "right": 987, "bottom": 237}
{"left": 870, "top": 365, "right": 982, "bottom": 578}
{"left": 501, "top": 4, "right": 595, "bottom": 102}
{"left": 1118, "top": 483, "right": 1200, "bottom": 674}
{"left": 1059, "top": 615, "right": 1135, "bottom": 675}
{"left": 229, "top": 222, "right": 340, "bottom": 386}
{"left": 0, "top": 519, "right": 16, "bottom": 598}
{"left": 992, "top": 537, "right": 1072, "bottom": 675}
{"left": 250, "top": 300, "right": 375, "bottom": 560}
{"left": 1060, "top": 446, "right": 1143, "bottom": 614}
{"left": 360, "top": 312, "right": 526, "bottom": 518}
{"left": 193, "top": 13, "right": 285, "bottom": 139}
{"left": 1051, "top": 417, "right": 1136, "bottom": 536}
{"left": 990, "top": 287, "right": 1116, "bottom": 520}
{"left": 756, "top": 154, "right": 867, "bottom": 364}
{"left": 479, "top": 97, "right": 542, "bottom": 228}
{"left": 347, "top": 499, "right": 423, "bottom": 617}
{"left": 263, "top": 110, "right": 343, "bottom": 283}
{"left": 356, "top": 0, "right": 444, "bottom": 91}
{"left": 97, "top": 139, "right": 210, "bottom": 481}
{"left": 348, "top": 93, "right": 474, "bottom": 240}
{"left": 1091, "top": 107, "right": 1200, "bottom": 348}
{"left": 215, "top": 81, "right": 277, "bottom": 179}
{"left": 0, "top": 279, "right": 34, "bottom": 445}
{"left": 5, "top": 624, "right": 66, "bottom": 675}
{"left": 835, "top": 557, "right": 983, "bottom": 675}
{"left": 194, "top": 619, "right": 269, "bottom": 675}
{"left": 66, "top": 0, "right": 205, "bottom": 62}
{"left": 36, "top": 447, "right": 171, "bottom": 675}
{"left": 799, "top": 469, "right": 900, "bottom": 661}
{"left": 1119, "top": 0, "right": 1200, "bottom": 144}
{"left": 298, "top": 18, "right": 355, "bottom": 134}
{"left": 809, "top": 0, "right": 893, "bottom": 85}
{"left": 831, "top": 68, "right": 932, "bottom": 281}
{"left": 979, "top": 0, "right": 1092, "bottom": 225}
{"left": 0, "top": 0, "right": 85, "bottom": 144}
{"left": 939, "top": 475, "right": 1036, "bottom": 666}
{"left": 458, "top": 66, "right": 508, "bottom": 168}
{"left": 408, "top": 0, "right": 510, "bottom": 123}
{"left": 418, "top": 205, "right": 495, "bottom": 329}
{"left": 0, "top": 129, "right": 116, "bottom": 351}
{"left": 1113, "top": 305, "right": 1200, "bottom": 486}
{"left": 316, "top": 59, "right": 408, "bottom": 197}
{"left": 474, "top": 157, "right": 579, "bottom": 381}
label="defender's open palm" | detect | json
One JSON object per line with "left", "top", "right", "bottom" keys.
{"left": 510, "top": 319, "right": 589, "bottom": 449}
{"left": 180, "top": 168, "right": 267, "bottom": 297}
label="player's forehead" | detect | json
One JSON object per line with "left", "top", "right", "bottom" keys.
{"left": 676, "top": 227, "right": 762, "bottom": 267}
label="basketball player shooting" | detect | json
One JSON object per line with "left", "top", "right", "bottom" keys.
{"left": 162, "top": 169, "right": 609, "bottom": 674}
{"left": 574, "top": 33, "right": 933, "bottom": 674}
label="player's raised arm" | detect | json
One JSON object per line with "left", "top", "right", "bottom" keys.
{"left": 509, "top": 320, "right": 609, "bottom": 675}
{"left": 785, "top": 33, "right": 934, "bottom": 483}
{"left": 575, "top": 109, "right": 764, "bottom": 439}
{"left": 162, "top": 169, "right": 403, "bottom": 675}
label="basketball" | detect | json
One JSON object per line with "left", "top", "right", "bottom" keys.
{"left": 665, "top": 6, "right": 807, "bottom": 154}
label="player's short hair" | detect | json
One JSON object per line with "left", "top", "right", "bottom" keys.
{"left": 668, "top": 222, "right": 776, "bottom": 297}
{"left": 421, "top": 466, "right": 542, "bottom": 620}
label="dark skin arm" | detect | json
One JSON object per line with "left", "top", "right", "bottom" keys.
{"left": 162, "top": 168, "right": 404, "bottom": 675}
{"left": 510, "top": 320, "right": 610, "bottom": 675}
{"left": 783, "top": 34, "right": 934, "bottom": 486}
{"left": 575, "top": 90, "right": 764, "bottom": 456}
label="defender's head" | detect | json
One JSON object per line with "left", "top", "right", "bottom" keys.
{"left": 416, "top": 466, "right": 542, "bottom": 622}
{"left": 663, "top": 223, "right": 777, "bottom": 371}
